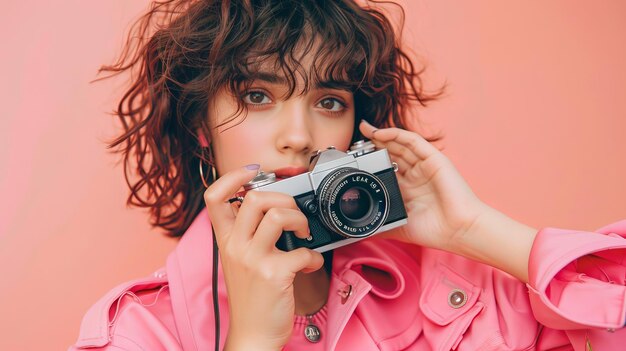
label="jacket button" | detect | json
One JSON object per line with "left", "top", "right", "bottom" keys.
{"left": 337, "top": 284, "right": 353, "bottom": 304}
{"left": 448, "top": 289, "right": 467, "bottom": 308}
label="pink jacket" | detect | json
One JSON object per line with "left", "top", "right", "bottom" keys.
{"left": 69, "top": 211, "right": 626, "bottom": 350}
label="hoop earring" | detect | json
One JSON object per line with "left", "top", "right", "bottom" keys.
{"left": 199, "top": 147, "right": 217, "bottom": 189}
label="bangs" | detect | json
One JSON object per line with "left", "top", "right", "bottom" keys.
{"left": 218, "top": 1, "right": 376, "bottom": 98}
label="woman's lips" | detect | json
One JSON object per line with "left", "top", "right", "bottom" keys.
{"left": 273, "top": 166, "right": 309, "bottom": 179}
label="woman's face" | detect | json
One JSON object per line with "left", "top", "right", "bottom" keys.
{"left": 208, "top": 71, "right": 355, "bottom": 180}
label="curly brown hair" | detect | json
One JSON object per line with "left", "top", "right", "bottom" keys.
{"left": 98, "top": 0, "right": 445, "bottom": 237}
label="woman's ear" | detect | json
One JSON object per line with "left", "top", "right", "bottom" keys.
{"left": 197, "top": 128, "right": 209, "bottom": 147}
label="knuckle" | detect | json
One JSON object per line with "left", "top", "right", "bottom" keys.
{"left": 289, "top": 207, "right": 304, "bottom": 219}
{"left": 257, "top": 264, "right": 278, "bottom": 281}
{"left": 238, "top": 249, "right": 262, "bottom": 269}
{"left": 265, "top": 208, "right": 284, "bottom": 223}
{"left": 244, "top": 190, "right": 261, "bottom": 204}
{"left": 295, "top": 248, "right": 313, "bottom": 261}
{"left": 244, "top": 258, "right": 277, "bottom": 280}
{"left": 287, "top": 196, "right": 299, "bottom": 209}
{"left": 203, "top": 188, "right": 219, "bottom": 205}
{"left": 276, "top": 191, "right": 294, "bottom": 202}
{"left": 270, "top": 191, "right": 296, "bottom": 207}
{"left": 387, "top": 127, "right": 401, "bottom": 136}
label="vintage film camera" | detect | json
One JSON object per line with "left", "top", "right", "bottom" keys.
{"left": 243, "top": 140, "right": 408, "bottom": 252}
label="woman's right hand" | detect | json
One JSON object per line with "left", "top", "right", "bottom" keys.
{"left": 203, "top": 164, "right": 324, "bottom": 351}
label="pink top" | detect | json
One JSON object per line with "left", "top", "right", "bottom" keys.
{"left": 69, "top": 211, "right": 626, "bottom": 350}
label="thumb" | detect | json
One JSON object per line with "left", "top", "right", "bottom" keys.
{"left": 281, "top": 248, "right": 325, "bottom": 274}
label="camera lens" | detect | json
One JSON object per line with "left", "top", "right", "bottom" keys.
{"left": 339, "top": 187, "right": 372, "bottom": 220}
{"left": 317, "top": 168, "right": 389, "bottom": 238}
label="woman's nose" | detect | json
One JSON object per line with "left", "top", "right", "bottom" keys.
{"left": 274, "top": 100, "right": 313, "bottom": 154}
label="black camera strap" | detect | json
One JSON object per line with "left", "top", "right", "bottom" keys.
{"left": 211, "top": 224, "right": 220, "bottom": 351}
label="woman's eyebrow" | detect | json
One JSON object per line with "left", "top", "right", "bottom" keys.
{"left": 249, "top": 71, "right": 352, "bottom": 91}
{"left": 315, "top": 80, "right": 352, "bottom": 91}
{"left": 249, "top": 72, "right": 287, "bottom": 84}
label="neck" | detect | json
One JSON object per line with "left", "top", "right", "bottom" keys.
{"left": 293, "top": 266, "right": 330, "bottom": 316}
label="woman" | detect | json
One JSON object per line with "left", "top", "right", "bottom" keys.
{"left": 70, "top": 0, "right": 626, "bottom": 350}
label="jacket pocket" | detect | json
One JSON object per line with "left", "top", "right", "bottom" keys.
{"left": 419, "top": 264, "right": 484, "bottom": 351}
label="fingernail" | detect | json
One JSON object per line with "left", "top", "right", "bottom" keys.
{"left": 245, "top": 164, "right": 260, "bottom": 171}
{"left": 360, "top": 120, "right": 379, "bottom": 136}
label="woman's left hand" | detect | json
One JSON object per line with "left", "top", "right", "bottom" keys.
{"left": 359, "top": 120, "right": 490, "bottom": 252}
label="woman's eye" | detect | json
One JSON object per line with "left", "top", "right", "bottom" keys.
{"left": 317, "top": 98, "right": 345, "bottom": 112}
{"left": 243, "top": 91, "right": 272, "bottom": 105}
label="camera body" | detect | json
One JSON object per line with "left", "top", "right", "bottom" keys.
{"left": 244, "top": 140, "right": 407, "bottom": 252}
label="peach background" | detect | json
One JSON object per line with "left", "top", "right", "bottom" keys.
{"left": 1, "top": 1, "right": 625, "bottom": 349}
